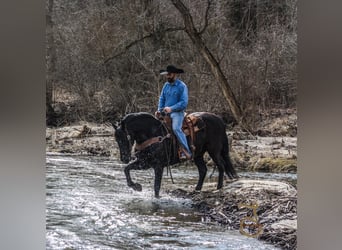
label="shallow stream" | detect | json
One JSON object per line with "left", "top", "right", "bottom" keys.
{"left": 46, "top": 154, "right": 296, "bottom": 249}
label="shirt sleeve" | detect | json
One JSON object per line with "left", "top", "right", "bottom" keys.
{"left": 158, "top": 83, "right": 166, "bottom": 111}
{"left": 170, "top": 83, "right": 188, "bottom": 112}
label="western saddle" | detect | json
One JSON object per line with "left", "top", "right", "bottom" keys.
{"left": 156, "top": 112, "right": 205, "bottom": 159}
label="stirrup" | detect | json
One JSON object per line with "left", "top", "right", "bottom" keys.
{"left": 179, "top": 149, "right": 192, "bottom": 160}
{"left": 179, "top": 152, "right": 187, "bottom": 160}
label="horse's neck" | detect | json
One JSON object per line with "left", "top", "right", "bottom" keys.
{"left": 129, "top": 123, "right": 164, "bottom": 144}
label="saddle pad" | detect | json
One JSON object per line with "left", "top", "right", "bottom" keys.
{"left": 182, "top": 114, "right": 205, "bottom": 135}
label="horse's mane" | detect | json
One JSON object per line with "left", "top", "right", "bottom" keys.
{"left": 122, "top": 112, "right": 157, "bottom": 123}
{"left": 123, "top": 112, "right": 155, "bottom": 120}
{"left": 121, "top": 112, "right": 161, "bottom": 131}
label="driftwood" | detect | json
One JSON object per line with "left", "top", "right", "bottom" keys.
{"left": 76, "top": 125, "right": 92, "bottom": 138}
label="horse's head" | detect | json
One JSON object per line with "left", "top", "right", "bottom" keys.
{"left": 114, "top": 124, "right": 132, "bottom": 164}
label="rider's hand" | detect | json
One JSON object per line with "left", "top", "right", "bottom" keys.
{"left": 163, "top": 107, "right": 172, "bottom": 113}
{"left": 154, "top": 111, "right": 160, "bottom": 117}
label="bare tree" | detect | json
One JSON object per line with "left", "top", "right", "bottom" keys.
{"left": 46, "top": 0, "right": 57, "bottom": 125}
{"left": 46, "top": 0, "right": 297, "bottom": 130}
{"left": 170, "top": 0, "right": 246, "bottom": 128}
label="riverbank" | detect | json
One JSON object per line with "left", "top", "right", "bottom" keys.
{"left": 46, "top": 123, "right": 297, "bottom": 174}
{"left": 168, "top": 179, "right": 297, "bottom": 250}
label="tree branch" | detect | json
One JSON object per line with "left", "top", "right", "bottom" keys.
{"left": 199, "top": 0, "right": 211, "bottom": 35}
{"left": 170, "top": 0, "right": 246, "bottom": 129}
{"left": 104, "top": 27, "right": 184, "bottom": 65}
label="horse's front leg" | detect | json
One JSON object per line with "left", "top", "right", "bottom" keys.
{"left": 153, "top": 166, "right": 164, "bottom": 198}
{"left": 124, "top": 161, "right": 142, "bottom": 192}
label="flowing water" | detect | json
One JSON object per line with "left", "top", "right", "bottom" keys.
{"left": 46, "top": 154, "right": 295, "bottom": 249}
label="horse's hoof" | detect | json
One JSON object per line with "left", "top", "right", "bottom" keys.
{"left": 133, "top": 183, "right": 142, "bottom": 191}
{"left": 129, "top": 183, "right": 142, "bottom": 191}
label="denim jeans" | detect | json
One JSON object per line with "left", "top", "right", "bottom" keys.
{"left": 170, "top": 111, "right": 191, "bottom": 155}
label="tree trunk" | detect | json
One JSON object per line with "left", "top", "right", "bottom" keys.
{"left": 46, "top": 0, "right": 57, "bottom": 126}
{"left": 170, "top": 0, "right": 247, "bottom": 128}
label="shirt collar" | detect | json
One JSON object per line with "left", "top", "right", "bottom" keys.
{"left": 168, "top": 79, "right": 179, "bottom": 86}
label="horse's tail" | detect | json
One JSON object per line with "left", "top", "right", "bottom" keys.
{"left": 221, "top": 132, "right": 238, "bottom": 179}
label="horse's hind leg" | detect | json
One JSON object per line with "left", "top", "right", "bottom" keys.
{"left": 124, "top": 161, "right": 142, "bottom": 192}
{"left": 221, "top": 135, "right": 238, "bottom": 179}
{"left": 193, "top": 154, "right": 207, "bottom": 191}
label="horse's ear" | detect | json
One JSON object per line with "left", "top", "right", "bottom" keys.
{"left": 113, "top": 123, "right": 118, "bottom": 130}
{"left": 113, "top": 121, "right": 121, "bottom": 130}
{"left": 109, "top": 120, "right": 119, "bottom": 130}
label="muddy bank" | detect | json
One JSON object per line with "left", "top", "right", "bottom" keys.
{"left": 229, "top": 135, "right": 297, "bottom": 173}
{"left": 228, "top": 109, "right": 297, "bottom": 173}
{"left": 46, "top": 123, "right": 119, "bottom": 157}
{"left": 169, "top": 179, "right": 297, "bottom": 250}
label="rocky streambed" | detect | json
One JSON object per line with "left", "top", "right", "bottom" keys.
{"left": 169, "top": 179, "right": 297, "bottom": 250}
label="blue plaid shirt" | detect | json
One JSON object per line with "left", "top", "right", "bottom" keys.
{"left": 158, "top": 79, "right": 188, "bottom": 112}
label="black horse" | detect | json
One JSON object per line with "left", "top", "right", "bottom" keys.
{"left": 114, "top": 112, "right": 238, "bottom": 198}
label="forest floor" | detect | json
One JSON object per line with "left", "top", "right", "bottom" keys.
{"left": 46, "top": 108, "right": 297, "bottom": 249}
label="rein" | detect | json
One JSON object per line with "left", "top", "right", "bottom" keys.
{"left": 135, "top": 133, "right": 171, "bottom": 151}
{"left": 128, "top": 119, "right": 175, "bottom": 184}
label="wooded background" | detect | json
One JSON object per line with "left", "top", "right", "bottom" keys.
{"left": 46, "top": 0, "right": 297, "bottom": 131}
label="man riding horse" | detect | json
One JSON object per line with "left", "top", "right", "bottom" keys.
{"left": 155, "top": 65, "right": 192, "bottom": 160}
{"left": 114, "top": 65, "right": 238, "bottom": 198}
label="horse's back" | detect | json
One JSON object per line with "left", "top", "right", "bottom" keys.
{"left": 189, "top": 112, "right": 227, "bottom": 149}
{"left": 189, "top": 112, "right": 226, "bottom": 131}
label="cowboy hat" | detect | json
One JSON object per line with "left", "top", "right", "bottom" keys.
{"left": 159, "top": 65, "right": 185, "bottom": 75}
